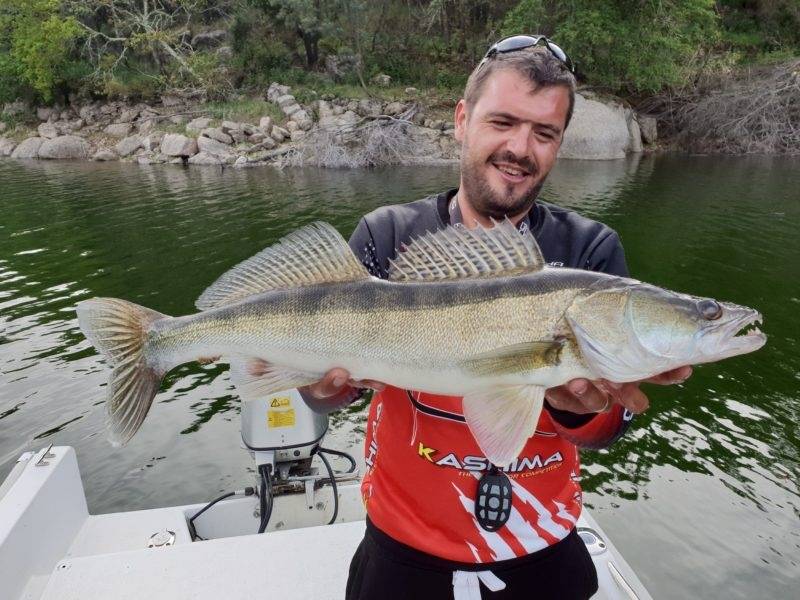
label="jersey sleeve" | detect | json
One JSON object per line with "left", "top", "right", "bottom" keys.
{"left": 545, "top": 228, "right": 634, "bottom": 448}
{"left": 349, "top": 217, "right": 388, "bottom": 279}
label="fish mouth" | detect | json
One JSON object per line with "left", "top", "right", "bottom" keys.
{"left": 703, "top": 307, "right": 766, "bottom": 360}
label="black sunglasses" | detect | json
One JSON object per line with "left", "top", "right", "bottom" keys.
{"left": 480, "top": 34, "right": 575, "bottom": 74}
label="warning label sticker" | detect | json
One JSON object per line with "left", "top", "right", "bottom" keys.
{"left": 269, "top": 397, "right": 291, "bottom": 408}
{"left": 268, "top": 409, "right": 295, "bottom": 428}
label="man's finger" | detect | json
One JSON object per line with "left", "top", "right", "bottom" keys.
{"left": 643, "top": 365, "right": 692, "bottom": 385}
{"left": 307, "top": 368, "right": 352, "bottom": 399}
{"left": 611, "top": 383, "right": 650, "bottom": 414}
{"left": 547, "top": 382, "right": 608, "bottom": 414}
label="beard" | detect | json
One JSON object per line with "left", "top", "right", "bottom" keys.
{"left": 460, "top": 147, "right": 546, "bottom": 221}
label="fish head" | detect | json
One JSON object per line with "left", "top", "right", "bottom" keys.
{"left": 566, "top": 281, "right": 766, "bottom": 382}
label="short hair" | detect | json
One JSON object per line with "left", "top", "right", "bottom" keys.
{"left": 463, "top": 46, "right": 577, "bottom": 129}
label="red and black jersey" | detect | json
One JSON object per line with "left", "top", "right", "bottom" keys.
{"left": 346, "top": 190, "right": 632, "bottom": 562}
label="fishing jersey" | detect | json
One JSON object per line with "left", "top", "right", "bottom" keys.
{"left": 347, "top": 189, "right": 634, "bottom": 563}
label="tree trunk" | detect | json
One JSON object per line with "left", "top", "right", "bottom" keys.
{"left": 298, "top": 27, "right": 320, "bottom": 68}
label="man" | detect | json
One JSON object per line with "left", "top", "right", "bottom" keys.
{"left": 302, "top": 35, "right": 691, "bottom": 599}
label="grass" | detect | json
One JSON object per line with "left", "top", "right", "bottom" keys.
{"left": 201, "top": 98, "right": 283, "bottom": 124}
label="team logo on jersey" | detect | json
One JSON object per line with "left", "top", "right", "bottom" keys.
{"left": 416, "top": 441, "right": 563, "bottom": 474}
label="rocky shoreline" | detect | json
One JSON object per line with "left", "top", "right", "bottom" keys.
{"left": 0, "top": 82, "right": 654, "bottom": 168}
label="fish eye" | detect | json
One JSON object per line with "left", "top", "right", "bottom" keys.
{"left": 698, "top": 299, "right": 722, "bottom": 320}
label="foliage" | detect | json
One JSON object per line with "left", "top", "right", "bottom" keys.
{"left": 502, "top": 0, "right": 719, "bottom": 95}
{"left": 0, "top": 0, "right": 82, "bottom": 101}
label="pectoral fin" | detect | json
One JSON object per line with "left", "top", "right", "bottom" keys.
{"left": 228, "top": 355, "right": 320, "bottom": 401}
{"left": 463, "top": 385, "right": 546, "bottom": 467}
{"left": 463, "top": 339, "right": 565, "bottom": 377}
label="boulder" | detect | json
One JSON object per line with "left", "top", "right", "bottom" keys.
{"left": 625, "top": 110, "right": 643, "bottom": 153}
{"left": 384, "top": 102, "right": 405, "bottom": 116}
{"left": 267, "top": 82, "right": 291, "bottom": 103}
{"left": 285, "top": 120, "right": 299, "bottom": 132}
{"left": 558, "top": 94, "right": 635, "bottom": 160}
{"left": 191, "top": 29, "right": 228, "bottom": 49}
{"left": 197, "top": 135, "right": 234, "bottom": 158}
{"left": 137, "top": 119, "right": 157, "bottom": 135}
{"left": 249, "top": 132, "right": 266, "bottom": 144}
{"left": 201, "top": 127, "right": 233, "bottom": 144}
{"left": 258, "top": 116, "right": 273, "bottom": 133}
{"left": 220, "top": 120, "right": 241, "bottom": 134}
{"left": 38, "top": 135, "right": 90, "bottom": 159}
{"left": 37, "top": 107, "right": 56, "bottom": 121}
{"left": 186, "top": 117, "right": 213, "bottom": 135}
{"left": 371, "top": 73, "right": 392, "bottom": 86}
{"left": 240, "top": 123, "right": 257, "bottom": 135}
{"left": 294, "top": 112, "right": 313, "bottom": 131}
{"left": 169, "top": 114, "right": 187, "bottom": 125}
{"left": 92, "top": 149, "right": 118, "bottom": 161}
{"left": 143, "top": 132, "right": 164, "bottom": 152}
{"left": 324, "top": 53, "right": 363, "bottom": 82}
{"left": 230, "top": 131, "right": 247, "bottom": 144}
{"left": 283, "top": 103, "right": 302, "bottom": 117}
{"left": 276, "top": 95, "right": 296, "bottom": 109}
{"left": 0, "top": 138, "right": 17, "bottom": 156}
{"left": 271, "top": 126, "right": 289, "bottom": 142}
{"left": 290, "top": 130, "right": 307, "bottom": 142}
{"left": 357, "top": 98, "right": 381, "bottom": 117}
{"left": 104, "top": 123, "right": 133, "bottom": 137}
{"left": 115, "top": 135, "right": 144, "bottom": 157}
{"left": 38, "top": 123, "right": 59, "bottom": 139}
{"left": 188, "top": 151, "right": 225, "bottom": 165}
{"left": 11, "top": 137, "right": 44, "bottom": 159}
{"left": 250, "top": 137, "right": 276, "bottom": 151}
{"left": 405, "top": 87, "right": 418, "bottom": 95}
{"left": 79, "top": 105, "right": 100, "bottom": 124}
{"left": 639, "top": 115, "right": 657, "bottom": 144}
{"left": 234, "top": 156, "right": 248, "bottom": 167}
{"left": 118, "top": 107, "right": 140, "bottom": 123}
{"left": 161, "top": 94, "right": 184, "bottom": 108}
{"left": 0, "top": 122, "right": 6, "bottom": 133}
{"left": 160, "top": 133, "right": 197, "bottom": 157}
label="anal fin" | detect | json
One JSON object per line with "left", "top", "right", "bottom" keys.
{"left": 228, "top": 355, "right": 321, "bottom": 401}
{"left": 463, "top": 385, "right": 546, "bottom": 467}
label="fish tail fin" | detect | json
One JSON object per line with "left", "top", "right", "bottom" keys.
{"left": 76, "top": 298, "right": 169, "bottom": 446}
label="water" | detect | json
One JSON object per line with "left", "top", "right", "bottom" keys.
{"left": 1, "top": 155, "right": 798, "bottom": 599}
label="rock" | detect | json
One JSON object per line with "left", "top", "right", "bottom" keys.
{"left": 405, "top": 87, "right": 418, "bottom": 95}
{"left": 332, "top": 105, "right": 344, "bottom": 116}
{"left": 104, "top": 123, "right": 133, "bottom": 137}
{"left": 169, "top": 157, "right": 184, "bottom": 164}
{"left": 0, "top": 138, "right": 17, "bottom": 156}
{"left": 290, "top": 130, "right": 307, "bottom": 142}
{"left": 324, "top": 53, "right": 363, "bottom": 82}
{"left": 201, "top": 127, "right": 233, "bottom": 144}
{"left": 384, "top": 101, "right": 405, "bottom": 116}
{"left": 428, "top": 119, "right": 445, "bottom": 131}
{"left": 2, "top": 100, "right": 29, "bottom": 118}
{"left": 0, "top": 122, "right": 6, "bottom": 133}
{"left": 92, "top": 149, "right": 118, "bottom": 161}
{"left": 188, "top": 151, "right": 224, "bottom": 165}
{"left": 115, "top": 135, "right": 144, "bottom": 157}
{"left": 191, "top": 29, "right": 228, "bottom": 49}
{"left": 37, "top": 107, "right": 56, "bottom": 121}
{"left": 220, "top": 120, "right": 241, "bottom": 134}
{"left": 186, "top": 117, "right": 213, "bottom": 135}
{"left": 11, "top": 137, "right": 44, "bottom": 159}
{"left": 357, "top": 98, "right": 381, "bottom": 117}
{"left": 285, "top": 120, "right": 299, "bottom": 132}
{"left": 137, "top": 119, "right": 156, "bottom": 135}
{"left": 639, "top": 115, "right": 657, "bottom": 144}
{"left": 161, "top": 95, "right": 184, "bottom": 108}
{"left": 118, "top": 107, "right": 140, "bottom": 123}
{"left": 276, "top": 95, "right": 296, "bottom": 109}
{"left": 230, "top": 131, "right": 247, "bottom": 144}
{"left": 234, "top": 156, "right": 248, "bottom": 167}
{"left": 258, "top": 116, "right": 273, "bottom": 133}
{"left": 293, "top": 111, "right": 313, "bottom": 130}
{"left": 37, "top": 123, "right": 59, "bottom": 139}
{"left": 143, "top": 132, "right": 164, "bottom": 152}
{"left": 371, "top": 73, "right": 392, "bottom": 86}
{"left": 271, "top": 126, "right": 289, "bottom": 142}
{"left": 169, "top": 114, "right": 187, "bottom": 125}
{"left": 267, "top": 82, "right": 291, "bottom": 103}
{"left": 216, "top": 46, "right": 233, "bottom": 61}
{"left": 38, "top": 135, "right": 90, "bottom": 159}
{"left": 558, "top": 94, "right": 635, "bottom": 160}
{"left": 197, "top": 135, "right": 234, "bottom": 158}
{"left": 250, "top": 137, "right": 276, "bottom": 151}
{"left": 137, "top": 155, "right": 155, "bottom": 165}
{"left": 249, "top": 132, "right": 266, "bottom": 144}
{"left": 625, "top": 109, "right": 643, "bottom": 153}
{"left": 160, "top": 133, "right": 197, "bottom": 157}
{"left": 283, "top": 103, "right": 302, "bottom": 117}
{"left": 79, "top": 105, "right": 100, "bottom": 124}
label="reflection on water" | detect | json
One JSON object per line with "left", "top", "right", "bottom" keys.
{"left": 1, "top": 156, "right": 798, "bottom": 599}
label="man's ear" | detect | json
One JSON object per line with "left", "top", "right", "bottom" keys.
{"left": 454, "top": 99, "right": 467, "bottom": 143}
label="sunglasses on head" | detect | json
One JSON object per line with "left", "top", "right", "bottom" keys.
{"left": 480, "top": 34, "right": 575, "bottom": 74}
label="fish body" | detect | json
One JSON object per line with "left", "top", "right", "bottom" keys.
{"left": 77, "top": 221, "right": 766, "bottom": 465}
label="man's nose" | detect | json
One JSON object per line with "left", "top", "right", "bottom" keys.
{"left": 505, "top": 126, "right": 530, "bottom": 158}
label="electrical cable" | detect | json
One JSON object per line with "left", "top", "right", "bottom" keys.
{"left": 257, "top": 463, "right": 274, "bottom": 534}
{"left": 318, "top": 446, "right": 357, "bottom": 473}
{"left": 316, "top": 448, "right": 339, "bottom": 525}
{"left": 188, "top": 488, "right": 254, "bottom": 541}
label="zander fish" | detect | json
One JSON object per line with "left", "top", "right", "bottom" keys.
{"left": 77, "top": 221, "right": 766, "bottom": 465}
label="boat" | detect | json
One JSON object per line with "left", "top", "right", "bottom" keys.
{"left": 0, "top": 389, "right": 653, "bottom": 600}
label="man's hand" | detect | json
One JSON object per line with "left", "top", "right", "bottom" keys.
{"left": 545, "top": 366, "right": 693, "bottom": 415}
{"left": 300, "top": 368, "right": 386, "bottom": 401}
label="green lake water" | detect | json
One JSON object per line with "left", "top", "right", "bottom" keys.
{"left": 0, "top": 155, "right": 798, "bottom": 599}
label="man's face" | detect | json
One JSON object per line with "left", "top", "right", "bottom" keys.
{"left": 454, "top": 69, "right": 570, "bottom": 220}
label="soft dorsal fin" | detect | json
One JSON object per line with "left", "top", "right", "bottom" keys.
{"left": 196, "top": 222, "right": 370, "bottom": 310}
{"left": 388, "top": 219, "right": 545, "bottom": 283}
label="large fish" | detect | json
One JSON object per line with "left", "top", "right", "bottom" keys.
{"left": 77, "top": 221, "right": 766, "bottom": 465}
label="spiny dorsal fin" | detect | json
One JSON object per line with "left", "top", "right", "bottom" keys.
{"left": 388, "top": 219, "right": 545, "bottom": 282}
{"left": 197, "top": 222, "right": 370, "bottom": 310}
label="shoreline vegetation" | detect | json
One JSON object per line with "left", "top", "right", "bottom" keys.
{"left": 1, "top": 1, "right": 798, "bottom": 166}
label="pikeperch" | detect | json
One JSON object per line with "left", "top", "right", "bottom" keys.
{"left": 77, "top": 221, "right": 766, "bottom": 465}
